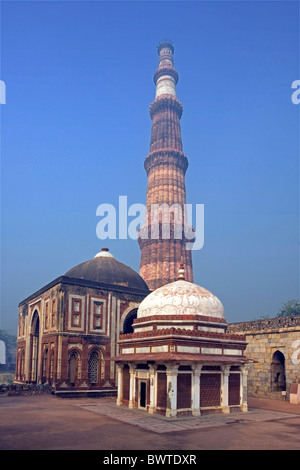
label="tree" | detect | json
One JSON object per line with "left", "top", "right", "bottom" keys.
{"left": 276, "top": 299, "right": 300, "bottom": 318}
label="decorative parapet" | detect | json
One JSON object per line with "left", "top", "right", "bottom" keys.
{"left": 154, "top": 66, "right": 179, "bottom": 86}
{"left": 149, "top": 94, "right": 183, "bottom": 118}
{"left": 144, "top": 149, "right": 188, "bottom": 175}
{"left": 120, "top": 326, "right": 246, "bottom": 342}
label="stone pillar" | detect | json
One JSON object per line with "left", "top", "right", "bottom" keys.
{"left": 116, "top": 364, "right": 124, "bottom": 406}
{"left": 166, "top": 364, "right": 179, "bottom": 418}
{"left": 221, "top": 365, "right": 230, "bottom": 414}
{"left": 148, "top": 364, "right": 157, "bottom": 414}
{"left": 240, "top": 365, "right": 249, "bottom": 412}
{"left": 56, "top": 334, "right": 62, "bottom": 380}
{"left": 191, "top": 364, "right": 202, "bottom": 416}
{"left": 129, "top": 364, "right": 136, "bottom": 409}
{"left": 31, "top": 336, "right": 38, "bottom": 382}
{"left": 24, "top": 336, "right": 31, "bottom": 382}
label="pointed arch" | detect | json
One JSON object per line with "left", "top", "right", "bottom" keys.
{"left": 30, "top": 310, "right": 40, "bottom": 382}
{"left": 271, "top": 350, "right": 286, "bottom": 392}
{"left": 88, "top": 347, "right": 105, "bottom": 385}
{"left": 123, "top": 308, "right": 138, "bottom": 334}
{"left": 119, "top": 303, "right": 140, "bottom": 333}
{"left": 68, "top": 349, "right": 81, "bottom": 386}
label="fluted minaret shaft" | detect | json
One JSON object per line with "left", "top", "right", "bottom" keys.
{"left": 138, "top": 40, "right": 194, "bottom": 290}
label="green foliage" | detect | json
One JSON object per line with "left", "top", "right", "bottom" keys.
{"left": 252, "top": 299, "right": 300, "bottom": 320}
{"left": 276, "top": 299, "right": 300, "bottom": 318}
{"left": 254, "top": 314, "right": 271, "bottom": 320}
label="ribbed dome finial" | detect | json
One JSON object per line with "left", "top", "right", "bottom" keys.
{"left": 94, "top": 247, "right": 115, "bottom": 259}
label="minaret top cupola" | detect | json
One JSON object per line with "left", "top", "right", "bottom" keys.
{"left": 154, "top": 39, "right": 178, "bottom": 98}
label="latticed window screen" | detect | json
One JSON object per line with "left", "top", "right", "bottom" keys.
{"left": 21, "top": 350, "right": 25, "bottom": 379}
{"left": 88, "top": 351, "right": 99, "bottom": 384}
{"left": 123, "top": 366, "right": 130, "bottom": 401}
{"left": 50, "top": 351, "right": 54, "bottom": 380}
{"left": 229, "top": 373, "right": 240, "bottom": 405}
{"left": 200, "top": 373, "right": 221, "bottom": 407}
{"left": 177, "top": 373, "right": 192, "bottom": 409}
{"left": 42, "top": 349, "right": 48, "bottom": 381}
{"left": 156, "top": 372, "right": 167, "bottom": 409}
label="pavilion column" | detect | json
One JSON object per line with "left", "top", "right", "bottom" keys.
{"left": 148, "top": 364, "right": 157, "bottom": 414}
{"left": 240, "top": 365, "right": 249, "bottom": 412}
{"left": 25, "top": 334, "right": 31, "bottom": 382}
{"left": 116, "top": 364, "right": 124, "bottom": 406}
{"left": 221, "top": 365, "right": 230, "bottom": 414}
{"left": 129, "top": 364, "right": 136, "bottom": 409}
{"left": 31, "top": 336, "right": 38, "bottom": 382}
{"left": 166, "top": 364, "right": 179, "bottom": 418}
{"left": 191, "top": 364, "right": 202, "bottom": 416}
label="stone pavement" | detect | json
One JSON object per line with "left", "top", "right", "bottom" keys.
{"left": 76, "top": 398, "right": 300, "bottom": 434}
{"left": 0, "top": 394, "right": 300, "bottom": 450}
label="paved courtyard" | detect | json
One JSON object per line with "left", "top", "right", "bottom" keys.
{"left": 0, "top": 394, "right": 299, "bottom": 451}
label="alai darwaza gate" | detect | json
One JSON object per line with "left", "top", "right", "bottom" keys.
{"left": 115, "top": 266, "right": 251, "bottom": 417}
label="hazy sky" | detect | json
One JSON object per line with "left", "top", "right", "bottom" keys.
{"left": 1, "top": 0, "right": 299, "bottom": 334}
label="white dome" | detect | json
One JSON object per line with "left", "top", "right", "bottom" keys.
{"left": 137, "top": 280, "right": 225, "bottom": 320}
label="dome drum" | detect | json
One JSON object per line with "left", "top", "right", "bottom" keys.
{"left": 132, "top": 314, "right": 227, "bottom": 335}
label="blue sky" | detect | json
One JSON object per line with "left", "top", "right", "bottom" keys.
{"left": 1, "top": 0, "right": 299, "bottom": 334}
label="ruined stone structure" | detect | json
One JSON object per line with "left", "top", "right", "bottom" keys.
{"left": 228, "top": 315, "right": 300, "bottom": 400}
{"left": 15, "top": 248, "right": 150, "bottom": 397}
{"left": 138, "top": 39, "right": 194, "bottom": 290}
{"left": 115, "top": 266, "right": 251, "bottom": 417}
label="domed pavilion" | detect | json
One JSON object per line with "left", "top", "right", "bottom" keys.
{"left": 15, "top": 248, "right": 150, "bottom": 397}
{"left": 115, "top": 265, "right": 251, "bottom": 417}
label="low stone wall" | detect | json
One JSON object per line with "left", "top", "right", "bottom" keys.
{"left": 228, "top": 315, "right": 300, "bottom": 333}
{"left": 228, "top": 316, "right": 300, "bottom": 399}
{"left": 0, "top": 383, "right": 53, "bottom": 396}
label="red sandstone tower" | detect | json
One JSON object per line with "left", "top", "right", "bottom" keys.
{"left": 138, "top": 39, "right": 194, "bottom": 290}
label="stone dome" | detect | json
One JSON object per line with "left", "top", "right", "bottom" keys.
{"left": 65, "top": 248, "right": 149, "bottom": 291}
{"left": 137, "top": 278, "right": 225, "bottom": 320}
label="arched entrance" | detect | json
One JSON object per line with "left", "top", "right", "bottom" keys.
{"left": 68, "top": 350, "right": 80, "bottom": 386}
{"left": 123, "top": 309, "right": 138, "bottom": 334}
{"left": 30, "top": 310, "right": 40, "bottom": 382}
{"left": 271, "top": 350, "right": 286, "bottom": 392}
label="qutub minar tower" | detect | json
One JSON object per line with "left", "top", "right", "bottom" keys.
{"left": 138, "top": 39, "right": 194, "bottom": 290}
{"left": 15, "top": 39, "right": 252, "bottom": 416}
